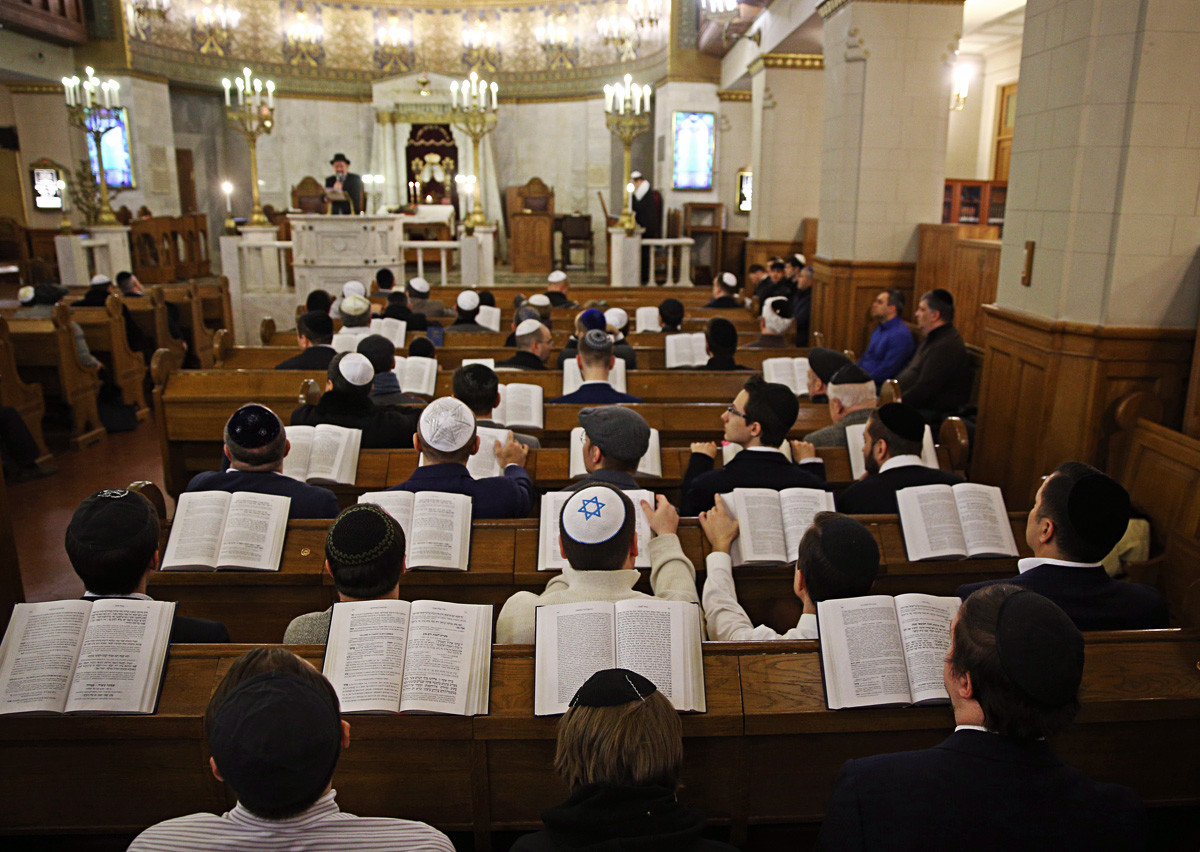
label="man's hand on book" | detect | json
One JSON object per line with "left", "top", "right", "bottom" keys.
{"left": 690, "top": 441, "right": 719, "bottom": 458}
{"left": 641, "top": 494, "right": 680, "bottom": 536}
{"left": 789, "top": 440, "right": 817, "bottom": 461}
{"left": 496, "top": 432, "right": 529, "bottom": 467}
{"left": 698, "top": 494, "right": 739, "bottom": 553}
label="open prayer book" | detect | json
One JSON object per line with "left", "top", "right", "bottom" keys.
{"left": 282, "top": 424, "right": 361, "bottom": 485}
{"left": 493, "top": 382, "right": 544, "bottom": 430}
{"left": 369, "top": 317, "right": 407, "bottom": 346}
{"left": 461, "top": 358, "right": 495, "bottom": 369}
{"left": 761, "top": 356, "right": 811, "bottom": 395}
{"left": 476, "top": 304, "right": 502, "bottom": 332}
{"left": 818, "top": 593, "right": 961, "bottom": 709}
{"left": 357, "top": 491, "right": 472, "bottom": 571}
{"left": 897, "top": 483, "right": 1019, "bottom": 561}
{"left": 391, "top": 355, "right": 439, "bottom": 397}
{"left": 635, "top": 306, "right": 661, "bottom": 333}
{"left": 534, "top": 599, "right": 706, "bottom": 716}
{"left": 723, "top": 487, "right": 836, "bottom": 566}
{"left": 537, "top": 488, "right": 656, "bottom": 571}
{"left": 161, "top": 491, "right": 289, "bottom": 571}
{"left": 665, "top": 332, "right": 708, "bottom": 368}
{"left": 0, "top": 599, "right": 173, "bottom": 715}
{"left": 845, "top": 423, "right": 939, "bottom": 481}
{"left": 463, "top": 424, "right": 510, "bottom": 478}
{"left": 322, "top": 599, "right": 491, "bottom": 716}
{"left": 562, "top": 358, "right": 627, "bottom": 394}
{"left": 568, "top": 426, "right": 661, "bottom": 478}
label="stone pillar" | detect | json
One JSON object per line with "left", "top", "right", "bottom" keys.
{"left": 87, "top": 226, "right": 133, "bottom": 280}
{"left": 55, "top": 235, "right": 89, "bottom": 286}
{"left": 973, "top": 0, "right": 1200, "bottom": 503}
{"left": 812, "top": 0, "right": 964, "bottom": 352}
{"left": 609, "top": 228, "right": 643, "bottom": 287}
{"left": 459, "top": 226, "right": 496, "bottom": 288}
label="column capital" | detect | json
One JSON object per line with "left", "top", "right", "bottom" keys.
{"left": 818, "top": 0, "right": 965, "bottom": 21}
{"left": 747, "top": 53, "right": 825, "bottom": 76}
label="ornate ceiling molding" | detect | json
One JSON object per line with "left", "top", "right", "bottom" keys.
{"left": 817, "top": 0, "right": 965, "bottom": 21}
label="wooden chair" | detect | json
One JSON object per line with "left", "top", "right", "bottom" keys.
{"left": 558, "top": 214, "right": 593, "bottom": 271}
{"left": 291, "top": 176, "right": 329, "bottom": 215}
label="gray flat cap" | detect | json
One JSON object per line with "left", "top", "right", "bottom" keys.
{"left": 578, "top": 406, "right": 650, "bottom": 464}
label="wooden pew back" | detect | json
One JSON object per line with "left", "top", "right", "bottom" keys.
{"left": 0, "top": 316, "right": 50, "bottom": 461}
{"left": 69, "top": 295, "right": 148, "bottom": 415}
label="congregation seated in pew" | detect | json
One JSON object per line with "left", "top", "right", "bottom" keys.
{"left": 744, "top": 295, "right": 795, "bottom": 350}
{"left": 453, "top": 363, "right": 541, "bottom": 448}
{"left": 804, "top": 363, "right": 878, "bottom": 448}
{"left": 356, "top": 334, "right": 425, "bottom": 406}
{"left": 699, "top": 317, "right": 750, "bottom": 371}
{"left": 16, "top": 283, "right": 101, "bottom": 374}
{"left": 117, "top": 270, "right": 196, "bottom": 367}
{"left": 275, "top": 311, "right": 336, "bottom": 371}
{"left": 496, "top": 317, "right": 554, "bottom": 370}
{"left": 448, "top": 290, "right": 492, "bottom": 333}
{"left": 291, "top": 352, "right": 419, "bottom": 448}
{"left": 407, "top": 275, "right": 455, "bottom": 318}
{"left": 566, "top": 406, "right": 651, "bottom": 493}
{"left": 72, "top": 273, "right": 152, "bottom": 360}
{"left": 549, "top": 329, "right": 641, "bottom": 404}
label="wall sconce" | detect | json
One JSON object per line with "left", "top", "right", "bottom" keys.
{"left": 462, "top": 19, "right": 501, "bottom": 74}
{"left": 950, "top": 61, "right": 973, "bottom": 111}
{"left": 375, "top": 15, "right": 414, "bottom": 73}
{"left": 191, "top": 0, "right": 240, "bottom": 56}
{"left": 598, "top": 12, "right": 638, "bottom": 62}
{"left": 127, "top": 0, "right": 169, "bottom": 39}
{"left": 535, "top": 15, "right": 577, "bottom": 69}
{"left": 284, "top": 8, "right": 326, "bottom": 67}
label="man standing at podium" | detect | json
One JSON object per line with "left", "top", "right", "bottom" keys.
{"left": 631, "top": 170, "right": 660, "bottom": 284}
{"left": 324, "top": 153, "right": 363, "bottom": 215}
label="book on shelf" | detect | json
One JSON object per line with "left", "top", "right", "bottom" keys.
{"left": 533, "top": 599, "right": 705, "bottom": 716}
{"left": 322, "top": 599, "right": 491, "bottom": 716}
{"left": 817, "top": 593, "right": 961, "bottom": 709}
{"left": 635, "top": 306, "right": 661, "bottom": 333}
{"left": 460, "top": 358, "right": 495, "bottom": 369}
{"left": 356, "top": 491, "right": 473, "bottom": 571}
{"left": 391, "top": 355, "right": 438, "bottom": 397}
{"left": 720, "top": 440, "right": 793, "bottom": 465}
{"left": 761, "top": 356, "right": 811, "bottom": 395}
{"left": 845, "top": 423, "right": 939, "bottom": 481}
{"left": 537, "top": 488, "right": 656, "bottom": 571}
{"left": 369, "top": 317, "right": 407, "bottom": 346}
{"left": 562, "top": 358, "right": 627, "bottom": 395}
{"left": 282, "top": 424, "right": 362, "bottom": 485}
{"left": 0, "top": 599, "right": 174, "bottom": 716}
{"left": 897, "top": 483, "right": 1018, "bottom": 561}
{"left": 493, "top": 383, "right": 544, "bottom": 430}
{"left": 161, "top": 491, "right": 290, "bottom": 571}
{"left": 665, "top": 333, "right": 708, "bottom": 368}
{"left": 476, "top": 304, "right": 502, "bottom": 332}
{"left": 568, "top": 426, "right": 661, "bottom": 479}
{"left": 722, "top": 486, "right": 836, "bottom": 567}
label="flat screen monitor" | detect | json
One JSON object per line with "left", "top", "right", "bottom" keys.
{"left": 672, "top": 111, "right": 714, "bottom": 191}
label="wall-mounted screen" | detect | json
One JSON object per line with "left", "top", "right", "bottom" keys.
{"left": 31, "top": 167, "right": 63, "bottom": 209}
{"left": 672, "top": 111, "right": 714, "bottom": 191}
{"left": 85, "top": 108, "right": 135, "bottom": 189}
{"left": 737, "top": 170, "right": 752, "bottom": 213}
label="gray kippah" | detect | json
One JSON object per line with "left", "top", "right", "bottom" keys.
{"left": 579, "top": 406, "right": 650, "bottom": 464}
{"left": 581, "top": 328, "right": 613, "bottom": 352}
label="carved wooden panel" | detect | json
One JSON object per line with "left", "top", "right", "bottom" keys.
{"left": 810, "top": 259, "right": 915, "bottom": 354}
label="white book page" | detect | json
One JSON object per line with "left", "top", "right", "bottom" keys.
{"left": 307, "top": 424, "right": 352, "bottom": 483}
{"left": 538, "top": 492, "right": 571, "bottom": 571}
{"left": 845, "top": 424, "right": 868, "bottom": 481}
{"left": 568, "top": 426, "right": 587, "bottom": 478}
{"left": 64, "top": 599, "right": 172, "bottom": 714}
{"left": 954, "top": 484, "right": 1019, "bottom": 558}
{"left": 162, "top": 491, "right": 232, "bottom": 570}
{"left": 409, "top": 492, "right": 471, "bottom": 570}
{"left": 792, "top": 358, "right": 810, "bottom": 391}
{"left": 731, "top": 488, "right": 786, "bottom": 565}
{"left": 382, "top": 317, "right": 407, "bottom": 345}
{"left": 665, "top": 334, "right": 696, "bottom": 369}
{"left": 501, "top": 383, "right": 543, "bottom": 430}
{"left": 461, "top": 358, "right": 495, "bottom": 369}
{"left": 895, "top": 594, "right": 960, "bottom": 704}
{"left": 609, "top": 358, "right": 628, "bottom": 393}
{"left": 492, "top": 384, "right": 507, "bottom": 425}
{"left": 614, "top": 599, "right": 690, "bottom": 710}
{"left": 399, "top": 601, "right": 482, "bottom": 714}
{"left": 637, "top": 429, "right": 662, "bottom": 478}
{"left": 357, "top": 491, "right": 415, "bottom": 563}
{"left": 817, "top": 596, "right": 913, "bottom": 709}
{"left": 762, "top": 358, "right": 801, "bottom": 394}
{"left": 216, "top": 493, "right": 290, "bottom": 570}
{"left": 281, "top": 425, "right": 314, "bottom": 481}
{"left": 534, "top": 602, "right": 616, "bottom": 716}
{"left": 897, "top": 485, "right": 967, "bottom": 561}
{"left": 323, "top": 600, "right": 411, "bottom": 714}
{"left": 562, "top": 360, "right": 583, "bottom": 395}
{"left": 920, "top": 425, "right": 938, "bottom": 469}
{"left": 625, "top": 488, "right": 655, "bottom": 570}
{"left": 331, "top": 333, "right": 359, "bottom": 354}
{"left": 467, "top": 426, "right": 509, "bottom": 478}
{"left": 401, "top": 356, "right": 438, "bottom": 396}
{"left": 0, "top": 601, "right": 91, "bottom": 715}
{"left": 476, "top": 304, "right": 501, "bottom": 331}
{"left": 635, "top": 306, "right": 661, "bottom": 333}
{"left": 779, "top": 488, "right": 838, "bottom": 562}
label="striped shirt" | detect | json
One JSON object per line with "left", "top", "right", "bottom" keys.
{"left": 128, "top": 790, "right": 454, "bottom": 851}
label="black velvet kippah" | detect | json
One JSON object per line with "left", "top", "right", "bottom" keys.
{"left": 994, "top": 590, "right": 1083, "bottom": 707}
{"left": 227, "top": 404, "right": 282, "bottom": 450}
{"left": 929, "top": 287, "right": 954, "bottom": 306}
{"left": 807, "top": 347, "right": 852, "bottom": 383}
{"left": 876, "top": 402, "right": 925, "bottom": 442}
{"left": 819, "top": 515, "right": 880, "bottom": 581}
{"left": 707, "top": 317, "right": 738, "bottom": 350}
{"left": 356, "top": 334, "right": 395, "bottom": 373}
{"left": 830, "top": 363, "right": 872, "bottom": 385}
{"left": 299, "top": 310, "right": 333, "bottom": 337}
{"left": 325, "top": 504, "right": 402, "bottom": 567}
{"left": 1066, "top": 473, "right": 1131, "bottom": 555}
{"left": 66, "top": 489, "right": 158, "bottom": 554}
{"left": 570, "top": 668, "right": 657, "bottom": 708}
{"left": 766, "top": 297, "right": 794, "bottom": 319}
{"left": 659, "top": 298, "right": 684, "bottom": 326}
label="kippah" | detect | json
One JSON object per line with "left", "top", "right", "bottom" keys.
{"left": 630, "top": 170, "right": 644, "bottom": 179}
{"left": 830, "top": 363, "right": 872, "bottom": 385}
{"left": 18, "top": 286, "right": 34, "bottom": 305}
{"left": 457, "top": 290, "right": 481, "bottom": 311}
{"left": 515, "top": 318, "right": 544, "bottom": 337}
{"left": 342, "top": 280, "right": 366, "bottom": 299}
{"left": 408, "top": 276, "right": 430, "bottom": 294}
{"left": 876, "top": 402, "right": 925, "bottom": 442}
{"left": 299, "top": 311, "right": 333, "bottom": 338}
{"left": 581, "top": 328, "right": 612, "bottom": 351}
{"left": 658, "top": 298, "right": 684, "bottom": 325}
{"left": 356, "top": 334, "right": 395, "bottom": 373}
{"left": 561, "top": 485, "right": 627, "bottom": 545}
{"left": 66, "top": 488, "right": 157, "bottom": 555}
{"left": 793, "top": 253, "right": 807, "bottom": 266}
{"left": 339, "top": 293, "right": 370, "bottom": 317}
{"left": 604, "top": 307, "right": 628, "bottom": 331}
{"left": 930, "top": 287, "right": 954, "bottom": 305}
{"left": 90, "top": 273, "right": 111, "bottom": 286}
{"left": 807, "top": 347, "right": 852, "bottom": 383}
{"left": 720, "top": 272, "right": 738, "bottom": 288}
{"left": 707, "top": 317, "right": 737, "bottom": 349}
{"left": 994, "top": 590, "right": 1083, "bottom": 706}
{"left": 409, "top": 337, "right": 436, "bottom": 358}
{"left": 570, "top": 668, "right": 657, "bottom": 708}
{"left": 336, "top": 352, "right": 374, "bottom": 386}
{"left": 579, "top": 308, "right": 607, "bottom": 331}
{"left": 818, "top": 515, "right": 881, "bottom": 580}
{"left": 547, "top": 270, "right": 567, "bottom": 283}
{"left": 529, "top": 294, "right": 551, "bottom": 307}
{"left": 418, "top": 396, "right": 476, "bottom": 452}
{"left": 762, "top": 296, "right": 793, "bottom": 319}
{"left": 227, "top": 404, "right": 282, "bottom": 449}
{"left": 326, "top": 504, "right": 401, "bottom": 566}
{"left": 1065, "top": 472, "right": 1131, "bottom": 555}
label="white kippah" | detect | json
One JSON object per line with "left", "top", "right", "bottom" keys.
{"left": 604, "top": 307, "right": 628, "bottom": 330}
{"left": 529, "top": 294, "right": 551, "bottom": 307}
{"left": 562, "top": 485, "right": 627, "bottom": 544}
{"left": 418, "top": 396, "right": 477, "bottom": 452}
{"left": 721, "top": 272, "right": 737, "bottom": 287}
{"left": 408, "top": 277, "right": 430, "bottom": 294}
{"left": 337, "top": 352, "right": 374, "bottom": 386}
{"left": 342, "top": 280, "right": 366, "bottom": 298}
{"left": 547, "top": 270, "right": 567, "bottom": 283}
{"left": 794, "top": 253, "right": 807, "bottom": 266}
{"left": 90, "top": 273, "right": 111, "bottom": 286}
{"left": 630, "top": 170, "right": 644, "bottom": 180}
{"left": 762, "top": 296, "right": 788, "bottom": 318}
{"left": 457, "top": 290, "right": 481, "bottom": 311}
{"left": 340, "top": 293, "right": 370, "bottom": 316}
{"left": 515, "top": 318, "right": 543, "bottom": 337}
{"left": 18, "top": 286, "right": 34, "bottom": 304}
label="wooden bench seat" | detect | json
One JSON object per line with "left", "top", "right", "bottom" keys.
{"left": 69, "top": 295, "right": 149, "bottom": 418}
{"left": 0, "top": 317, "right": 51, "bottom": 462}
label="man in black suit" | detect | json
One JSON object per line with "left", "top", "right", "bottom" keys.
{"left": 291, "top": 352, "right": 420, "bottom": 449}
{"left": 381, "top": 291, "right": 431, "bottom": 332}
{"left": 562, "top": 406, "right": 652, "bottom": 492}
{"left": 324, "top": 153, "right": 363, "bottom": 215}
{"left": 958, "top": 462, "right": 1168, "bottom": 630}
{"left": 275, "top": 311, "right": 337, "bottom": 371}
{"left": 185, "top": 404, "right": 339, "bottom": 519}
{"left": 818, "top": 583, "right": 1146, "bottom": 850}
{"left": 356, "top": 335, "right": 425, "bottom": 406}
{"left": 895, "top": 287, "right": 973, "bottom": 423}
{"left": 447, "top": 290, "right": 492, "bottom": 332}
{"left": 681, "top": 375, "right": 826, "bottom": 515}
{"left": 452, "top": 364, "right": 539, "bottom": 448}
{"left": 700, "top": 317, "right": 750, "bottom": 371}
{"left": 549, "top": 329, "right": 641, "bottom": 404}
{"left": 703, "top": 272, "right": 743, "bottom": 308}
{"left": 496, "top": 319, "right": 554, "bottom": 371}
{"left": 116, "top": 270, "right": 195, "bottom": 365}
{"left": 67, "top": 488, "right": 230, "bottom": 643}
{"left": 545, "top": 270, "right": 576, "bottom": 307}
{"left": 73, "top": 273, "right": 151, "bottom": 359}
{"left": 835, "top": 402, "right": 964, "bottom": 514}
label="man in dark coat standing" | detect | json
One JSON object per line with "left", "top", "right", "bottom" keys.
{"left": 631, "top": 170, "right": 660, "bottom": 284}
{"left": 324, "top": 153, "right": 363, "bottom": 215}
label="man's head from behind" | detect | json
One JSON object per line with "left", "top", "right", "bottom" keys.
{"left": 716, "top": 271, "right": 739, "bottom": 295}
{"left": 224, "top": 403, "right": 287, "bottom": 470}
{"left": 205, "top": 647, "right": 345, "bottom": 819}
{"left": 325, "top": 504, "right": 405, "bottom": 598}
{"left": 456, "top": 289, "right": 481, "bottom": 323}
{"left": 761, "top": 296, "right": 794, "bottom": 336}
{"left": 306, "top": 290, "right": 333, "bottom": 315}
{"left": 515, "top": 318, "right": 553, "bottom": 362}
{"left": 298, "top": 311, "right": 334, "bottom": 346}
{"left": 705, "top": 317, "right": 738, "bottom": 358}
{"left": 375, "top": 267, "right": 395, "bottom": 291}
{"left": 560, "top": 484, "right": 637, "bottom": 571}
{"left": 658, "top": 298, "right": 684, "bottom": 330}
{"left": 1028, "top": 462, "right": 1131, "bottom": 563}
{"left": 948, "top": 584, "right": 1083, "bottom": 740}
{"left": 327, "top": 352, "right": 375, "bottom": 397}
{"left": 338, "top": 293, "right": 371, "bottom": 328}
{"left": 115, "top": 271, "right": 141, "bottom": 295}
{"left": 453, "top": 363, "right": 500, "bottom": 416}
{"left": 863, "top": 403, "right": 924, "bottom": 474}
{"left": 355, "top": 334, "right": 395, "bottom": 377}
{"left": 807, "top": 347, "right": 852, "bottom": 398}
{"left": 65, "top": 488, "right": 159, "bottom": 595}
{"left": 578, "top": 406, "right": 650, "bottom": 474}
{"left": 575, "top": 308, "right": 607, "bottom": 337}
{"left": 577, "top": 328, "right": 615, "bottom": 374}
{"left": 795, "top": 512, "right": 880, "bottom": 604}
{"left": 415, "top": 396, "right": 478, "bottom": 464}
{"left": 827, "top": 364, "right": 876, "bottom": 422}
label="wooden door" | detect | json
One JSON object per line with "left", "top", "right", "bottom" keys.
{"left": 175, "top": 149, "right": 198, "bottom": 214}
{"left": 993, "top": 83, "right": 1017, "bottom": 182}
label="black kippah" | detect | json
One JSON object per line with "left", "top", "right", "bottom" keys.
{"left": 227, "top": 404, "right": 282, "bottom": 450}
{"left": 299, "top": 310, "right": 333, "bottom": 337}
{"left": 819, "top": 515, "right": 880, "bottom": 581}
{"left": 876, "top": 402, "right": 925, "bottom": 442}
{"left": 930, "top": 288, "right": 954, "bottom": 305}
{"left": 830, "top": 363, "right": 872, "bottom": 385}
{"left": 659, "top": 298, "right": 684, "bottom": 325}
{"left": 66, "top": 488, "right": 158, "bottom": 554}
{"left": 1066, "top": 473, "right": 1131, "bottom": 555}
{"left": 570, "top": 668, "right": 657, "bottom": 708}
{"left": 807, "top": 347, "right": 851, "bottom": 383}
{"left": 994, "top": 590, "right": 1083, "bottom": 707}
{"left": 707, "top": 318, "right": 738, "bottom": 350}
{"left": 325, "top": 505, "right": 402, "bottom": 567}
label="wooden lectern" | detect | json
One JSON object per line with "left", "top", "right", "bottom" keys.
{"left": 506, "top": 178, "right": 554, "bottom": 274}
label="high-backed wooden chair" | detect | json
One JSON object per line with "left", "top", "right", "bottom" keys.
{"left": 291, "top": 176, "right": 329, "bottom": 215}
{"left": 505, "top": 177, "right": 554, "bottom": 238}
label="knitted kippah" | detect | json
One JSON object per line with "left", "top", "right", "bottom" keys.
{"left": 325, "top": 504, "right": 402, "bottom": 567}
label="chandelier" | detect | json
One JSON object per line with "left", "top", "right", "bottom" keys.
{"left": 628, "top": 0, "right": 663, "bottom": 30}
{"left": 598, "top": 12, "right": 637, "bottom": 62}
{"left": 535, "top": 15, "right": 576, "bottom": 70}
{"left": 462, "top": 19, "right": 501, "bottom": 74}
{"left": 191, "top": 0, "right": 240, "bottom": 56}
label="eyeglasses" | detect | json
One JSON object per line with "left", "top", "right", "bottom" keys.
{"left": 725, "top": 405, "right": 745, "bottom": 419}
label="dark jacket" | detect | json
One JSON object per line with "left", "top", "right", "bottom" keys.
{"left": 895, "top": 323, "right": 972, "bottom": 414}
{"left": 817, "top": 729, "right": 1146, "bottom": 852}
{"left": 275, "top": 345, "right": 337, "bottom": 371}
{"left": 381, "top": 304, "right": 430, "bottom": 331}
{"left": 290, "top": 390, "right": 419, "bottom": 449}
{"left": 549, "top": 383, "right": 642, "bottom": 405}
{"left": 185, "top": 469, "right": 340, "bottom": 519}
{"left": 561, "top": 468, "right": 641, "bottom": 492}
{"left": 681, "top": 450, "right": 827, "bottom": 516}
{"left": 496, "top": 350, "right": 549, "bottom": 371}
{"left": 700, "top": 355, "right": 751, "bottom": 371}
{"left": 325, "top": 172, "right": 363, "bottom": 215}
{"left": 387, "top": 461, "right": 534, "bottom": 519}
{"left": 83, "top": 594, "right": 230, "bottom": 643}
{"left": 957, "top": 562, "right": 1169, "bottom": 631}
{"left": 447, "top": 321, "right": 492, "bottom": 333}
{"left": 743, "top": 334, "right": 789, "bottom": 350}
{"left": 702, "top": 295, "right": 742, "bottom": 309}
{"left": 74, "top": 290, "right": 150, "bottom": 356}
{"left": 511, "top": 783, "right": 739, "bottom": 852}
{"left": 792, "top": 287, "right": 812, "bottom": 345}
{"left": 557, "top": 340, "right": 638, "bottom": 370}
{"left": 546, "top": 291, "right": 575, "bottom": 307}
{"left": 835, "top": 463, "right": 965, "bottom": 515}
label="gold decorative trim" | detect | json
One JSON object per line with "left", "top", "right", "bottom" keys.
{"left": 819, "top": 0, "right": 965, "bottom": 20}
{"left": 717, "top": 90, "right": 752, "bottom": 102}
{"left": 749, "top": 54, "right": 824, "bottom": 75}
{"left": 5, "top": 83, "right": 66, "bottom": 95}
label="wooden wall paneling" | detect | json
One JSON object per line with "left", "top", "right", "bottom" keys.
{"left": 800, "top": 218, "right": 818, "bottom": 266}
{"left": 743, "top": 239, "right": 803, "bottom": 274}
{"left": 949, "top": 238, "right": 1001, "bottom": 348}
{"left": 810, "top": 259, "right": 915, "bottom": 354}
{"left": 915, "top": 224, "right": 958, "bottom": 294}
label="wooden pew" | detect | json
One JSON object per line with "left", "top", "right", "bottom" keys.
{"left": 123, "top": 286, "right": 186, "bottom": 363}
{"left": 0, "top": 317, "right": 51, "bottom": 462}
{"left": 69, "top": 295, "right": 149, "bottom": 418}
{"left": 2, "top": 632, "right": 1196, "bottom": 848}
{"left": 159, "top": 279, "right": 233, "bottom": 368}
{"left": 7, "top": 304, "right": 105, "bottom": 448}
